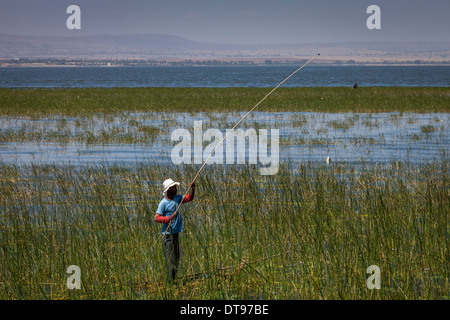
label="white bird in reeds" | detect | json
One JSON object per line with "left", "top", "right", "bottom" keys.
{"left": 326, "top": 156, "right": 331, "bottom": 165}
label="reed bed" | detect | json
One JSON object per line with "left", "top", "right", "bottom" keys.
{"left": 1, "top": 87, "right": 449, "bottom": 117}
{"left": 0, "top": 159, "right": 447, "bottom": 300}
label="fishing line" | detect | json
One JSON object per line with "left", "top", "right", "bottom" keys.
{"left": 162, "top": 53, "right": 320, "bottom": 238}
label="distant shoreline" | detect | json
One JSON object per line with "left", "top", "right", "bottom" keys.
{"left": 2, "top": 59, "right": 449, "bottom": 68}
{"left": 2, "top": 51, "right": 450, "bottom": 68}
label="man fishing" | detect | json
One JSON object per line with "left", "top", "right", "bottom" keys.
{"left": 154, "top": 178, "right": 195, "bottom": 284}
{"left": 152, "top": 54, "right": 318, "bottom": 285}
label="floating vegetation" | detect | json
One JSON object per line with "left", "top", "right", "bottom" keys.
{"left": 420, "top": 125, "right": 437, "bottom": 133}
{"left": 0, "top": 111, "right": 448, "bottom": 165}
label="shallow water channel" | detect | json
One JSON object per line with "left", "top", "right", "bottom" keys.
{"left": 0, "top": 111, "right": 448, "bottom": 167}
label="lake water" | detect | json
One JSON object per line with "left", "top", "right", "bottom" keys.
{"left": 1, "top": 65, "right": 449, "bottom": 88}
{"left": 0, "top": 65, "right": 448, "bottom": 168}
{"left": 0, "top": 112, "right": 448, "bottom": 168}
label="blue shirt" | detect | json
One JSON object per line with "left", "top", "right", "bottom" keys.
{"left": 156, "top": 195, "right": 183, "bottom": 235}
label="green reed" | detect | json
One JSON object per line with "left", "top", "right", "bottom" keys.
{"left": 0, "top": 158, "right": 447, "bottom": 300}
{"left": 1, "top": 87, "right": 449, "bottom": 117}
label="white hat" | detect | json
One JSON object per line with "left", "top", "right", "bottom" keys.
{"left": 162, "top": 178, "right": 180, "bottom": 195}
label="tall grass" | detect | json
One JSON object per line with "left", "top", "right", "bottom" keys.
{"left": 0, "top": 159, "right": 447, "bottom": 299}
{"left": 0, "top": 87, "right": 449, "bottom": 117}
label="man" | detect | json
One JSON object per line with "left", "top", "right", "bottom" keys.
{"left": 154, "top": 178, "right": 195, "bottom": 284}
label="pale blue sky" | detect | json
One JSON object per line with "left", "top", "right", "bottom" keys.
{"left": 0, "top": 0, "right": 449, "bottom": 43}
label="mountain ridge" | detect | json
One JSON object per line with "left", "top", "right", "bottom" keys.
{"left": 1, "top": 33, "right": 449, "bottom": 61}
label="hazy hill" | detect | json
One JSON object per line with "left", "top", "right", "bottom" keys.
{"left": 0, "top": 33, "right": 449, "bottom": 62}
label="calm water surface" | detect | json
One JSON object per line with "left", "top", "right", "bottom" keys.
{"left": 1, "top": 65, "right": 449, "bottom": 88}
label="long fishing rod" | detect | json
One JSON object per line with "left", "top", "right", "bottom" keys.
{"left": 162, "top": 53, "right": 320, "bottom": 238}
